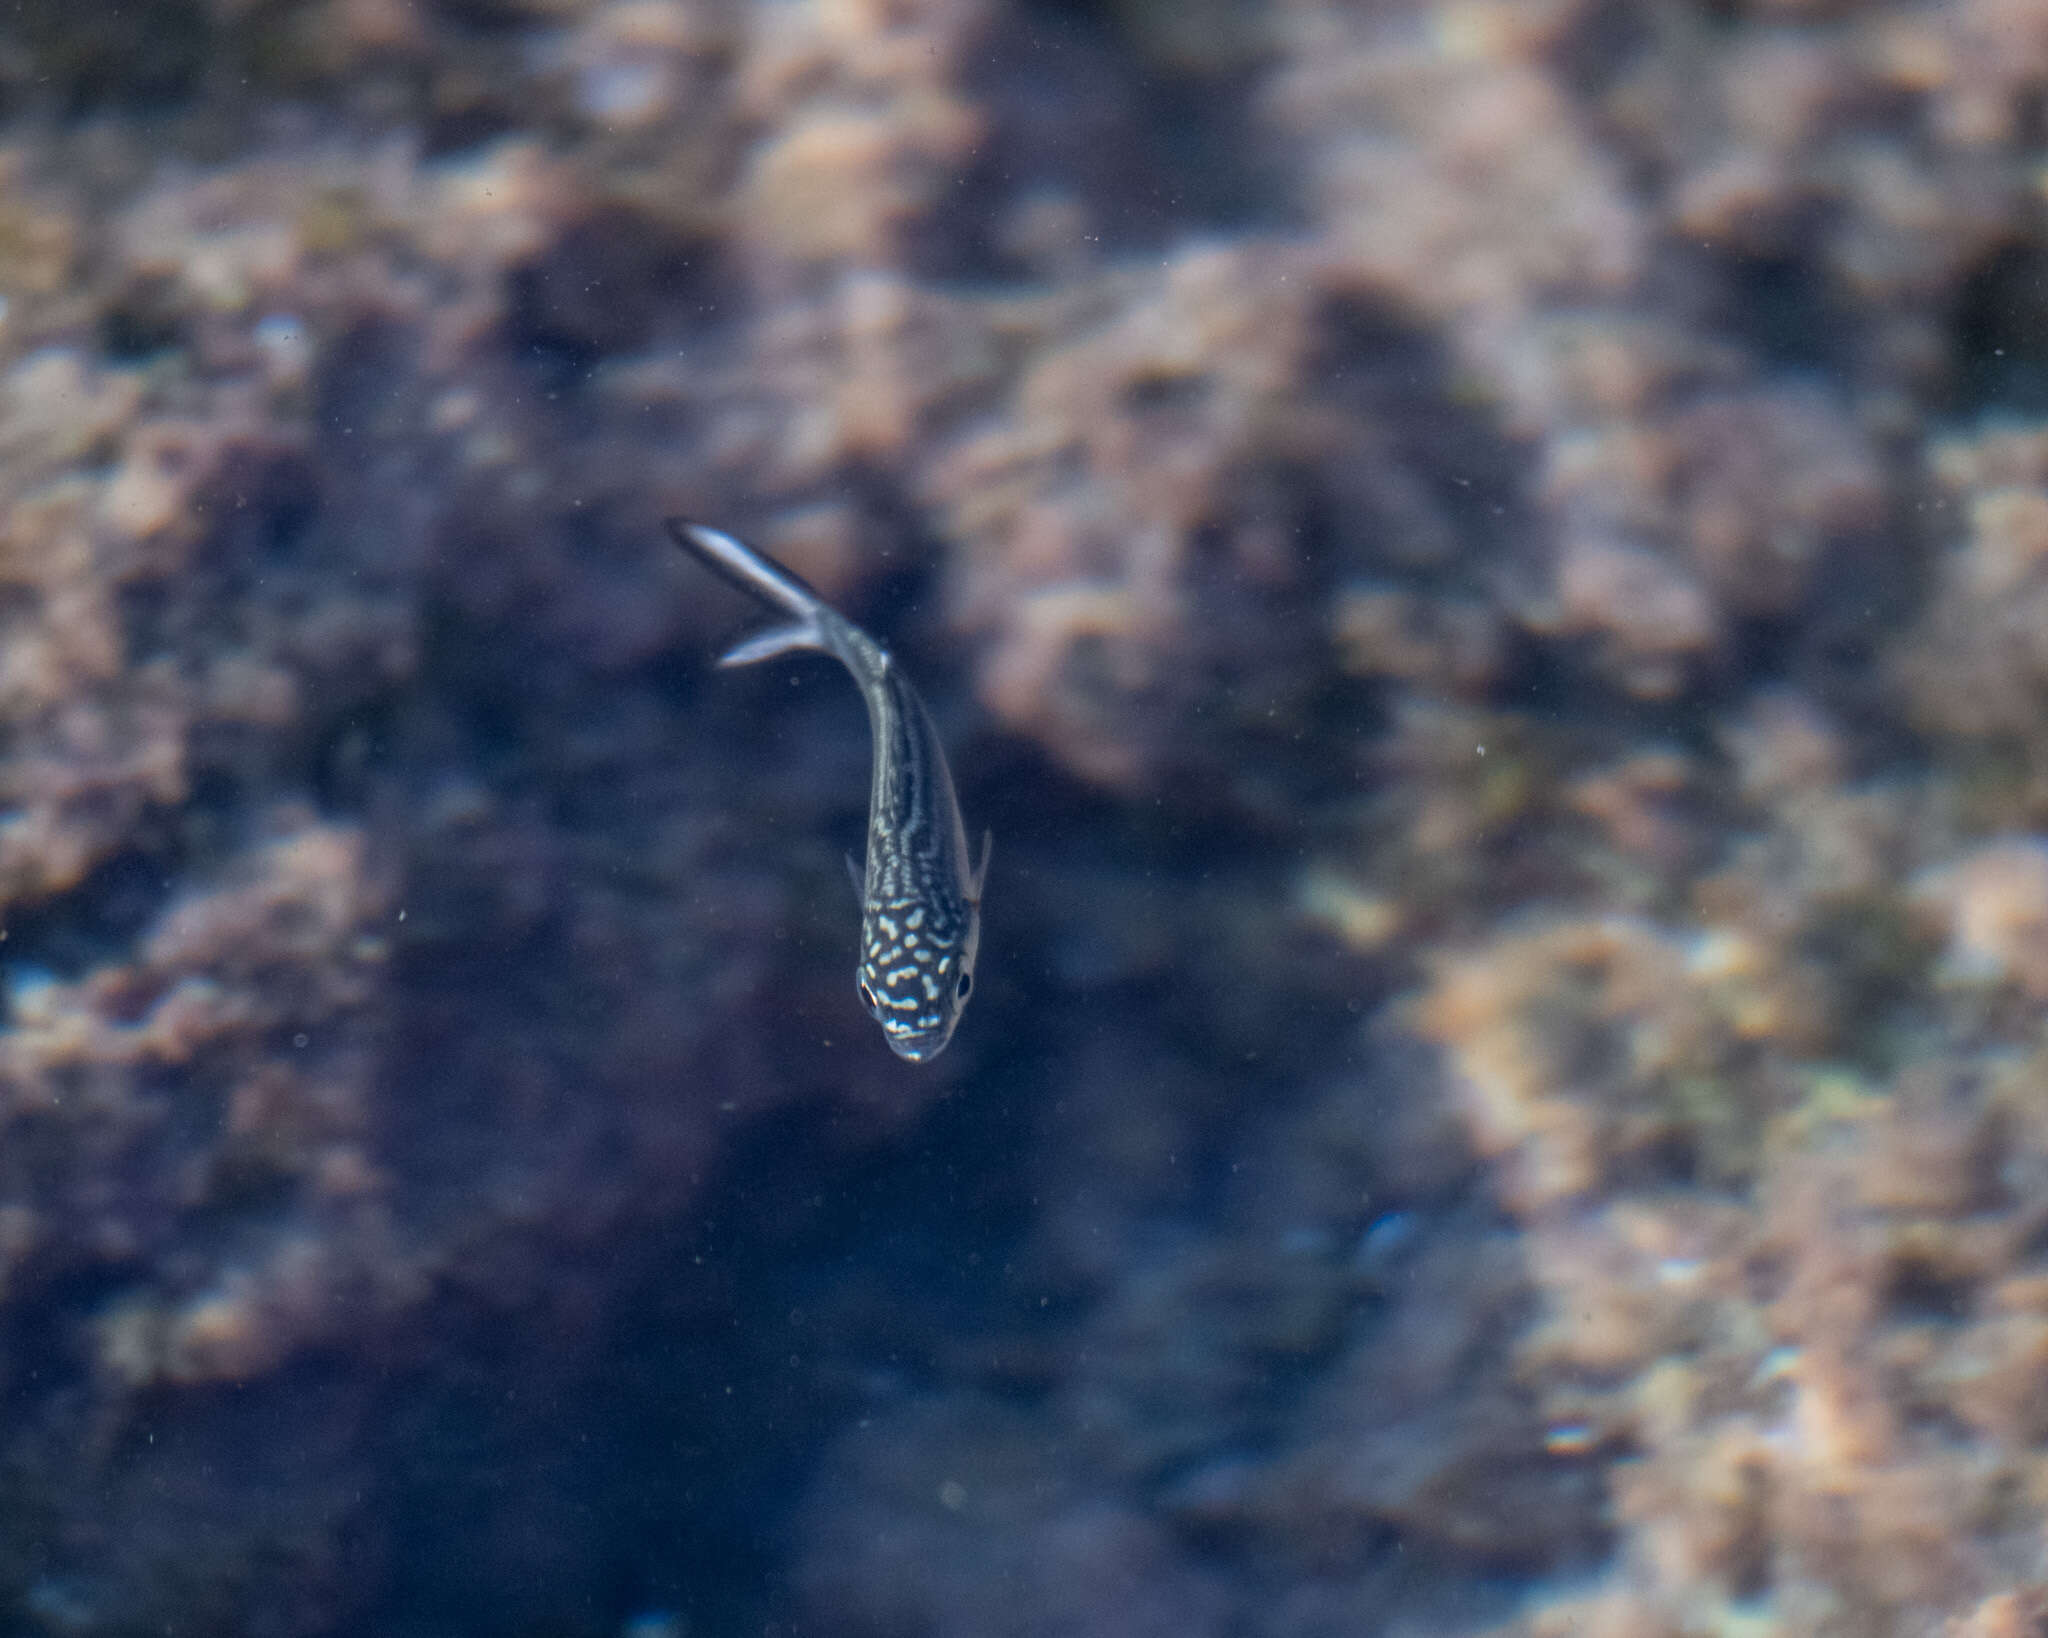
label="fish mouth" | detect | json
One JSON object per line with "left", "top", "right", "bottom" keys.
{"left": 885, "top": 1027, "right": 954, "bottom": 1063}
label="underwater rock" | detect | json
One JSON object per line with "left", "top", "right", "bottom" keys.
{"left": 19, "top": 0, "right": 2048, "bottom": 1631}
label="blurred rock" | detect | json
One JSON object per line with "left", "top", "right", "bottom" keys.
{"left": 17, "top": 0, "right": 2048, "bottom": 1632}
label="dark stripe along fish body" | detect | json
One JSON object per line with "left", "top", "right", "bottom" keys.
{"left": 666, "top": 521, "right": 988, "bottom": 1061}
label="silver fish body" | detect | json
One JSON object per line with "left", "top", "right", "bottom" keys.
{"left": 667, "top": 521, "right": 988, "bottom": 1061}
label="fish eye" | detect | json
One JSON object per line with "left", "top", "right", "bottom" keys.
{"left": 955, "top": 970, "right": 972, "bottom": 1000}
{"left": 858, "top": 979, "right": 879, "bottom": 1012}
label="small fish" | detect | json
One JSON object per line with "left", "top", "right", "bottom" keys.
{"left": 667, "top": 520, "right": 989, "bottom": 1061}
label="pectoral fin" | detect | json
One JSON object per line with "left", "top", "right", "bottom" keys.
{"left": 970, "top": 830, "right": 993, "bottom": 899}
{"left": 845, "top": 851, "right": 864, "bottom": 896}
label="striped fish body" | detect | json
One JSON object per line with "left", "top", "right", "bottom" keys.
{"left": 667, "top": 521, "right": 987, "bottom": 1062}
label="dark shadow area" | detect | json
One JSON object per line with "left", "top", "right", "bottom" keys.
{"left": 363, "top": 1049, "right": 1051, "bottom": 1638}
{"left": 918, "top": 0, "right": 1291, "bottom": 280}
{"left": 6, "top": 0, "right": 214, "bottom": 114}
{"left": 1950, "top": 238, "right": 2048, "bottom": 420}
{"left": 0, "top": 845, "right": 181, "bottom": 990}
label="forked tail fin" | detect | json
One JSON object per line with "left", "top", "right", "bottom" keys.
{"left": 717, "top": 623, "right": 824, "bottom": 667}
{"left": 666, "top": 518, "right": 830, "bottom": 666}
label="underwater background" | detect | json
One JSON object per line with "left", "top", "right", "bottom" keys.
{"left": 2, "top": 0, "right": 2048, "bottom": 1632}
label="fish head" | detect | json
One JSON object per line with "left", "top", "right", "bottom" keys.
{"left": 856, "top": 898, "right": 980, "bottom": 1062}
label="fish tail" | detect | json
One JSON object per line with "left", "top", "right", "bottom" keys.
{"left": 666, "top": 518, "right": 827, "bottom": 621}
{"left": 717, "top": 622, "right": 823, "bottom": 667}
